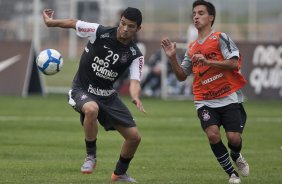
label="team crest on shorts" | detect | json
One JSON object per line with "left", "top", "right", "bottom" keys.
{"left": 80, "top": 94, "right": 88, "bottom": 101}
{"left": 202, "top": 109, "right": 210, "bottom": 121}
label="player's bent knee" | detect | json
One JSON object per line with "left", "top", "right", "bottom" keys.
{"left": 135, "top": 134, "right": 141, "bottom": 144}
{"left": 83, "top": 103, "right": 99, "bottom": 117}
{"left": 207, "top": 133, "right": 221, "bottom": 144}
{"left": 227, "top": 133, "right": 241, "bottom": 145}
{"left": 128, "top": 132, "right": 141, "bottom": 145}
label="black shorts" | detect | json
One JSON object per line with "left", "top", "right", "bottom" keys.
{"left": 68, "top": 89, "right": 136, "bottom": 131}
{"left": 197, "top": 103, "right": 247, "bottom": 133}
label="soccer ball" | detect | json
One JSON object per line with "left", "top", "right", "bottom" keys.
{"left": 36, "top": 49, "right": 63, "bottom": 75}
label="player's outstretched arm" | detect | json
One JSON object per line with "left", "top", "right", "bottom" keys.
{"left": 42, "top": 9, "right": 77, "bottom": 29}
{"left": 161, "top": 37, "right": 187, "bottom": 81}
{"left": 129, "top": 79, "right": 146, "bottom": 113}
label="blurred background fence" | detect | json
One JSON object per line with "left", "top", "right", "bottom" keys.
{"left": 0, "top": 0, "right": 282, "bottom": 99}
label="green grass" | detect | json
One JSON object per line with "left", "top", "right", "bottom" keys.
{"left": 0, "top": 95, "right": 282, "bottom": 184}
{"left": 44, "top": 58, "right": 79, "bottom": 87}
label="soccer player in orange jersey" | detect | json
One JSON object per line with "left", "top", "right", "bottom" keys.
{"left": 161, "top": 1, "right": 249, "bottom": 183}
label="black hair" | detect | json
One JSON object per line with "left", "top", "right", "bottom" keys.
{"left": 193, "top": 0, "right": 216, "bottom": 26}
{"left": 121, "top": 7, "right": 142, "bottom": 27}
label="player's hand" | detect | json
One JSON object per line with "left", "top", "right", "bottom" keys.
{"left": 192, "top": 54, "right": 209, "bottom": 65}
{"left": 161, "top": 37, "right": 177, "bottom": 60}
{"left": 42, "top": 9, "right": 54, "bottom": 26}
{"left": 132, "top": 98, "right": 146, "bottom": 113}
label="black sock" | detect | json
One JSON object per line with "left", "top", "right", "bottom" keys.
{"left": 210, "top": 140, "right": 237, "bottom": 176}
{"left": 228, "top": 139, "right": 242, "bottom": 162}
{"left": 114, "top": 155, "right": 133, "bottom": 175}
{"left": 85, "top": 139, "right": 97, "bottom": 157}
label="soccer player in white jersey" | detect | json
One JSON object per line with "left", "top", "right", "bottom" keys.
{"left": 43, "top": 7, "right": 145, "bottom": 182}
{"left": 161, "top": 1, "right": 249, "bottom": 183}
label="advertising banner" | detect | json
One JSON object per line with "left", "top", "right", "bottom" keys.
{"left": 0, "top": 41, "right": 44, "bottom": 96}
{"left": 238, "top": 43, "right": 282, "bottom": 100}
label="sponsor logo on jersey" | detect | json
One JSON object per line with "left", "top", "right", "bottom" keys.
{"left": 199, "top": 67, "right": 211, "bottom": 77}
{"left": 78, "top": 27, "right": 96, "bottom": 32}
{"left": 91, "top": 63, "right": 118, "bottom": 81}
{"left": 103, "top": 45, "right": 110, "bottom": 49}
{"left": 88, "top": 84, "right": 115, "bottom": 96}
{"left": 121, "top": 52, "right": 129, "bottom": 63}
{"left": 130, "top": 47, "right": 136, "bottom": 56}
{"left": 202, "top": 85, "right": 231, "bottom": 99}
{"left": 85, "top": 46, "right": 89, "bottom": 53}
{"left": 201, "top": 73, "right": 224, "bottom": 85}
{"left": 209, "top": 35, "right": 217, "bottom": 40}
{"left": 138, "top": 57, "right": 144, "bottom": 79}
{"left": 100, "top": 33, "right": 110, "bottom": 38}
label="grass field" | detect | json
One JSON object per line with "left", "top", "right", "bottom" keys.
{"left": 43, "top": 58, "right": 79, "bottom": 88}
{"left": 0, "top": 95, "right": 282, "bottom": 184}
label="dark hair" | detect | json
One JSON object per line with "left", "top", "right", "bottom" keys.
{"left": 121, "top": 7, "right": 142, "bottom": 27}
{"left": 193, "top": 0, "right": 216, "bottom": 26}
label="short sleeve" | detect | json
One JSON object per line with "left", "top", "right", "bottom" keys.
{"left": 180, "top": 50, "right": 193, "bottom": 76}
{"left": 76, "top": 20, "right": 100, "bottom": 43}
{"left": 219, "top": 33, "right": 240, "bottom": 60}
{"left": 129, "top": 56, "right": 144, "bottom": 81}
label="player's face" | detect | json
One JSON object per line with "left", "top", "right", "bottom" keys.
{"left": 118, "top": 17, "right": 140, "bottom": 41}
{"left": 192, "top": 5, "right": 214, "bottom": 30}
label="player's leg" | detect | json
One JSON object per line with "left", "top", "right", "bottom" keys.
{"left": 95, "top": 94, "right": 139, "bottom": 182}
{"left": 227, "top": 132, "right": 242, "bottom": 162}
{"left": 205, "top": 125, "right": 240, "bottom": 182}
{"left": 111, "top": 126, "right": 141, "bottom": 182}
{"left": 226, "top": 132, "right": 249, "bottom": 177}
{"left": 68, "top": 89, "right": 99, "bottom": 174}
{"left": 224, "top": 103, "right": 249, "bottom": 177}
{"left": 80, "top": 101, "right": 99, "bottom": 174}
{"left": 81, "top": 101, "right": 99, "bottom": 141}
{"left": 198, "top": 106, "right": 240, "bottom": 183}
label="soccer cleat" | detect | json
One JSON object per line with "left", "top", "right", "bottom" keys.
{"left": 81, "top": 155, "right": 96, "bottom": 174}
{"left": 111, "top": 173, "right": 137, "bottom": 183}
{"left": 235, "top": 154, "right": 249, "bottom": 177}
{"left": 229, "top": 173, "right": 241, "bottom": 184}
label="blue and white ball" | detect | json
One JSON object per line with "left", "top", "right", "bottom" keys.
{"left": 36, "top": 49, "right": 63, "bottom": 75}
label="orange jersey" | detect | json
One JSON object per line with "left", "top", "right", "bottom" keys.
{"left": 188, "top": 32, "right": 247, "bottom": 100}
